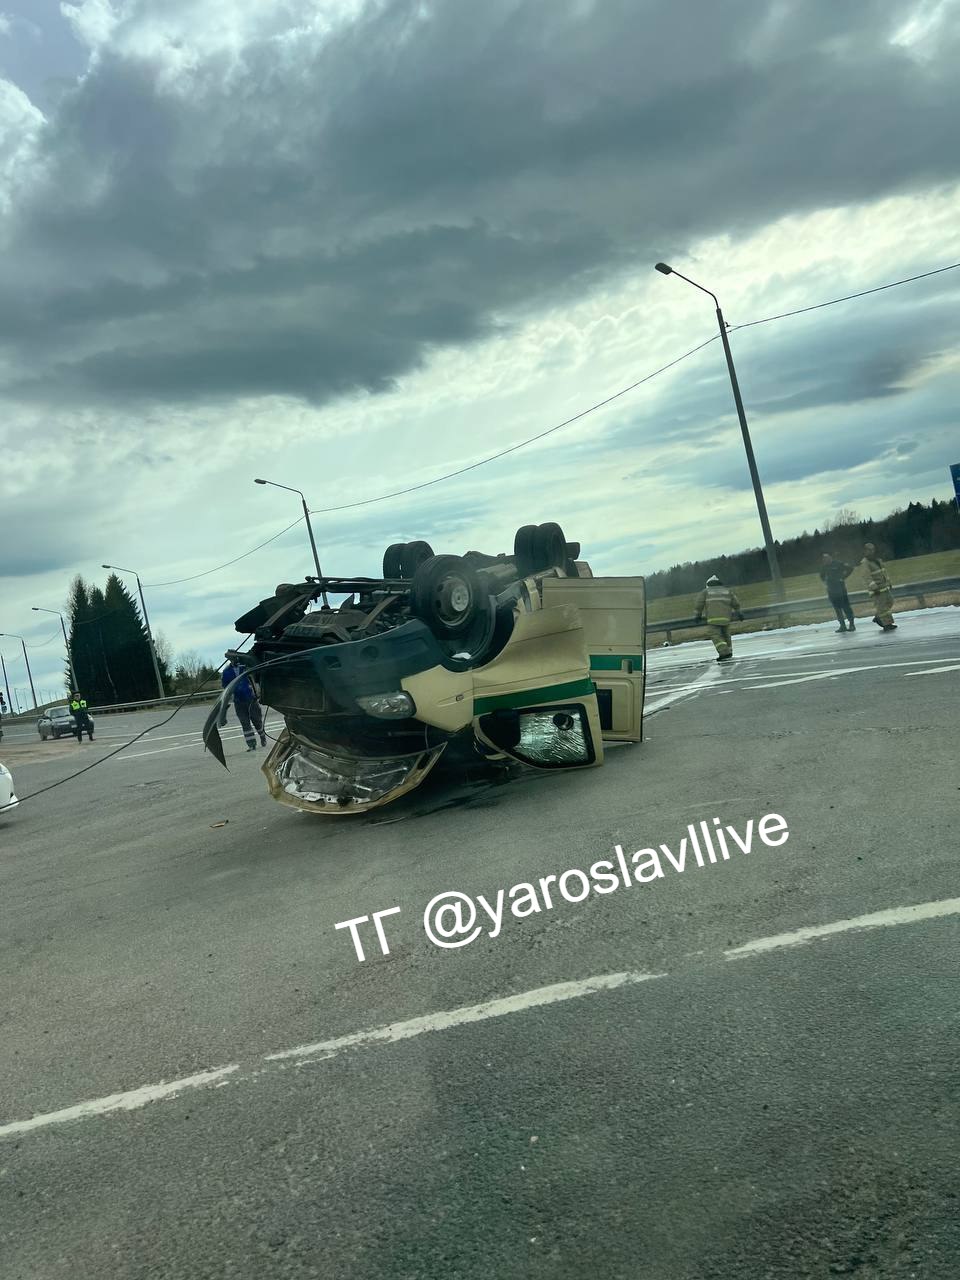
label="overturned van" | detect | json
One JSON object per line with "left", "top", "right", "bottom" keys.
{"left": 204, "top": 523, "right": 646, "bottom": 814}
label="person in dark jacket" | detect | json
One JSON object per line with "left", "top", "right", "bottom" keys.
{"left": 221, "top": 655, "right": 267, "bottom": 751}
{"left": 69, "top": 692, "right": 94, "bottom": 741}
{"left": 818, "top": 552, "right": 856, "bottom": 632}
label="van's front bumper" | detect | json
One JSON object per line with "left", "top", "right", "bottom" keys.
{"left": 261, "top": 730, "right": 447, "bottom": 814}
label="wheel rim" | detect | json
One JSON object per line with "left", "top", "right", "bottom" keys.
{"left": 434, "top": 574, "right": 472, "bottom": 627}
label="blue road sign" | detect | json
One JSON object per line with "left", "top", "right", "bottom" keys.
{"left": 951, "top": 462, "right": 960, "bottom": 505}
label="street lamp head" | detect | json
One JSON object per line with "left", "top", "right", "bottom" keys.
{"left": 254, "top": 478, "right": 267, "bottom": 485}
{"left": 31, "top": 607, "right": 39, "bottom": 611}
{"left": 654, "top": 262, "right": 673, "bottom": 275}
{"left": 102, "top": 564, "right": 113, "bottom": 570}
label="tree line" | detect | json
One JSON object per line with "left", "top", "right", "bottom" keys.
{"left": 645, "top": 498, "right": 960, "bottom": 599}
{"left": 65, "top": 575, "right": 218, "bottom": 703}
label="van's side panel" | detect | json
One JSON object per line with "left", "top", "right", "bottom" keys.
{"left": 540, "top": 576, "right": 646, "bottom": 742}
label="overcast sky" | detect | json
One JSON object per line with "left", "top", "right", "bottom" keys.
{"left": 1, "top": 0, "right": 959, "bottom": 703}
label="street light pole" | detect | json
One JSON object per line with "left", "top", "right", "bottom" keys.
{"left": 0, "top": 650, "right": 12, "bottom": 711}
{"left": 0, "top": 634, "right": 38, "bottom": 710}
{"left": 654, "top": 262, "right": 785, "bottom": 600}
{"left": 102, "top": 565, "right": 166, "bottom": 700}
{"left": 254, "top": 477, "right": 329, "bottom": 606}
{"left": 32, "top": 607, "right": 77, "bottom": 691}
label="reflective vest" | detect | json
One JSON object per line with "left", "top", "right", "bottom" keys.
{"left": 70, "top": 698, "right": 87, "bottom": 713}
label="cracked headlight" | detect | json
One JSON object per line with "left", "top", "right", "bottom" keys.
{"left": 356, "top": 691, "right": 416, "bottom": 718}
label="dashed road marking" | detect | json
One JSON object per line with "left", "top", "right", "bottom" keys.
{"left": 4, "top": 894, "right": 959, "bottom": 1142}
{"left": 724, "top": 897, "right": 960, "bottom": 959}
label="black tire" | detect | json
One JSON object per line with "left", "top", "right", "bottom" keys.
{"left": 411, "top": 555, "right": 483, "bottom": 636}
{"left": 513, "top": 524, "right": 539, "bottom": 577}
{"left": 382, "top": 543, "right": 406, "bottom": 578}
{"left": 399, "top": 540, "right": 434, "bottom": 579}
{"left": 534, "top": 522, "right": 567, "bottom": 570}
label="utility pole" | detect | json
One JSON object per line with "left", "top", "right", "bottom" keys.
{"left": 254, "top": 477, "right": 330, "bottom": 607}
{"left": 32, "top": 607, "right": 77, "bottom": 691}
{"left": 0, "top": 650, "right": 11, "bottom": 711}
{"left": 0, "top": 634, "right": 38, "bottom": 710}
{"left": 102, "top": 565, "right": 166, "bottom": 700}
{"left": 655, "top": 262, "right": 785, "bottom": 600}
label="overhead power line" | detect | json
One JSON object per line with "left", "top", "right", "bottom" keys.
{"left": 309, "top": 335, "right": 721, "bottom": 515}
{"left": 729, "top": 262, "right": 960, "bottom": 332}
{"left": 141, "top": 259, "right": 960, "bottom": 585}
{"left": 144, "top": 517, "right": 305, "bottom": 588}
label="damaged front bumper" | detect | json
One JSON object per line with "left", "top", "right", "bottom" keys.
{"left": 262, "top": 730, "right": 447, "bottom": 814}
{"left": 202, "top": 617, "right": 463, "bottom": 814}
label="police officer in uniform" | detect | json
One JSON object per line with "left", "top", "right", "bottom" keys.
{"left": 69, "top": 692, "right": 94, "bottom": 742}
{"left": 860, "top": 543, "right": 898, "bottom": 631}
{"left": 694, "top": 574, "right": 744, "bottom": 661}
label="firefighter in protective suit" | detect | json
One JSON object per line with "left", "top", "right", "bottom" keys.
{"left": 860, "top": 542, "right": 897, "bottom": 631}
{"left": 694, "top": 575, "right": 744, "bottom": 661}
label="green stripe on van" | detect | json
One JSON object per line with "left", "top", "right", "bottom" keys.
{"left": 473, "top": 677, "right": 596, "bottom": 715}
{"left": 589, "top": 654, "right": 643, "bottom": 671}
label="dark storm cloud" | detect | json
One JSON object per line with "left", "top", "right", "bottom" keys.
{"left": 1, "top": 0, "right": 959, "bottom": 408}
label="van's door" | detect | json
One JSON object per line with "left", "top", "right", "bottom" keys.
{"left": 540, "top": 576, "right": 646, "bottom": 742}
{"left": 471, "top": 605, "right": 603, "bottom": 770}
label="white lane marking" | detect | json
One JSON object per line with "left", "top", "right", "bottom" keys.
{"left": 266, "top": 971, "right": 667, "bottom": 1065}
{"left": 6, "top": 894, "right": 959, "bottom": 1140}
{"left": 0, "top": 1066, "right": 239, "bottom": 1138}
{"left": 115, "top": 722, "right": 283, "bottom": 761}
{"left": 741, "top": 657, "right": 960, "bottom": 690}
{"left": 645, "top": 665, "right": 720, "bottom": 713}
{"left": 904, "top": 663, "right": 960, "bottom": 677}
{"left": 115, "top": 731, "right": 245, "bottom": 760}
{"left": 725, "top": 897, "right": 960, "bottom": 960}
{"left": 647, "top": 656, "right": 954, "bottom": 697}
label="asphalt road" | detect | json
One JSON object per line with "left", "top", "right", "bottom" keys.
{"left": 1, "top": 610, "right": 959, "bottom": 1279}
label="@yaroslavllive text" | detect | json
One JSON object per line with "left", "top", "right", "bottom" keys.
{"left": 334, "top": 812, "right": 790, "bottom": 962}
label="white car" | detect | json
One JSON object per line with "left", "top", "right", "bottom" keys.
{"left": 0, "top": 760, "right": 18, "bottom": 814}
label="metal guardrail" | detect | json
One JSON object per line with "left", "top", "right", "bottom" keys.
{"left": 2, "top": 577, "right": 955, "bottom": 721}
{"left": 1, "top": 688, "right": 219, "bottom": 725}
{"left": 648, "top": 575, "right": 960, "bottom": 640}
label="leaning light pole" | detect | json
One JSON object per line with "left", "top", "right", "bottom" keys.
{"left": 655, "top": 262, "right": 785, "bottom": 600}
{"left": 0, "top": 649, "right": 13, "bottom": 711}
{"left": 101, "top": 564, "right": 166, "bottom": 700}
{"left": 254, "top": 477, "right": 329, "bottom": 607}
{"left": 0, "top": 633, "right": 38, "bottom": 710}
{"left": 32, "top": 606, "right": 77, "bottom": 691}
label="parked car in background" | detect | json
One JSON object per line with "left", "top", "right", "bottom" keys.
{"left": 0, "top": 760, "right": 18, "bottom": 813}
{"left": 37, "top": 704, "right": 95, "bottom": 741}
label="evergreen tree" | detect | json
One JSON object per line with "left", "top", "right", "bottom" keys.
{"left": 66, "top": 577, "right": 121, "bottom": 704}
{"left": 103, "top": 574, "right": 157, "bottom": 701}
{"left": 88, "top": 586, "right": 120, "bottom": 704}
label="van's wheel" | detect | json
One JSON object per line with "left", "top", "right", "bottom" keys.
{"left": 534, "top": 522, "right": 567, "bottom": 570}
{"left": 515, "top": 522, "right": 567, "bottom": 575}
{"left": 399, "top": 540, "right": 434, "bottom": 578}
{"left": 411, "top": 556, "right": 482, "bottom": 635}
{"left": 513, "top": 524, "right": 539, "bottom": 577}
{"left": 382, "top": 543, "right": 406, "bottom": 578}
